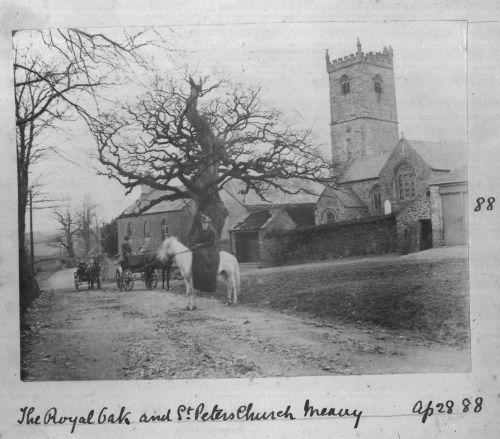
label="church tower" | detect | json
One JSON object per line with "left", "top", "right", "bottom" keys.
{"left": 326, "top": 39, "right": 399, "bottom": 163}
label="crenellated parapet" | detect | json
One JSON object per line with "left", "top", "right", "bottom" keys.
{"left": 326, "top": 40, "right": 393, "bottom": 73}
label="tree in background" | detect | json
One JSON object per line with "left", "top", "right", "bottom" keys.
{"left": 14, "top": 28, "right": 165, "bottom": 307}
{"left": 51, "top": 209, "right": 80, "bottom": 259}
{"left": 100, "top": 220, "right": 118, "bottom": 257}
{"left": 90, "top": 76, "right": 338, "bottom": 236}
{"left": 76, "top": 196, "right": 97, "bottom": 255}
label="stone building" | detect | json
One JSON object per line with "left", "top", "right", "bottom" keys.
{"left": 116, "top": 40, "right": 467, "bottom": 259}
{"left": 116, "top": 179, "right": 321, "bottom": 258}
{"left": 317, "top": 40, "right": 467, "bottom": 251}
{"left": 326, "top": 38, "right": 399, "bottom": 163}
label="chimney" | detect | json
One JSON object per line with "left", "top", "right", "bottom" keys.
{"left": 141, "top": 171, "right": 152, "bottom": 197}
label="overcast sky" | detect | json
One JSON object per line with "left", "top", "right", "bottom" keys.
{"left": 26, "top": 20, "right": 467, "bottom": 232}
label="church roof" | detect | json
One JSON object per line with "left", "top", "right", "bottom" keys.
{"left": 120, "top": 188, "right": 190, "bottom": 217}
{"left": 406, "top": 139, "right": 466, "bottom": 170}
{"left": 338, "top": 139, "right": 466, "bottom": 184}
{"left": 339, "top": 153, "right": 391, "bottom": 182}
{"left": 320, "top": 186, "right": 366, "bottom": 208}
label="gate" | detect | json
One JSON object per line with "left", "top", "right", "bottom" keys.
{"left": 235, "top": 232, "right": 260, "bottom": 262}
{"left": 441, "top": 190, "right": 467, "bottom": 245}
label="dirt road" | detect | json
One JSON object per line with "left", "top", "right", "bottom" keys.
{"left": 21, "top": 256, "right": 469, "bottom": 380}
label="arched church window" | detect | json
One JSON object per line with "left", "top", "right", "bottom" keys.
{"left": 161, "top": 219, "right": 168, "bottom": 241}
{"left": 373, "top": 74, "right": 382, "bottom": 94}
{"left": 127, "top": 222, "right": 134, "bottom": 238}
{"left": 321, "top": 209, "right": 337, "bottom": 224}
{"left": 396, "top": 162, "right": 416, "bottom": 201}
{"left": 143, "top": 220, "right": 150, "bottom": 238}
{"left": 340, "top": 74, "right": 350, "bottom": 95}
{"left": 370, "top": 184, "right": 382, "bottom": 215}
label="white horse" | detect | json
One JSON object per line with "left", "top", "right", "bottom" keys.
{"left": 158, "top": 236, "right": 241, "bottom": 310}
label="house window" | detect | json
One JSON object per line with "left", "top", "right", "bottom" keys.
{"left": 321, "top": 209, "right": 337, "bottom": 224}
{"left": 396, "top": 162, "right": 417, "bottom": 201}
{"left": 370, "top": 184, "right": 382, "bottom": 215}
{"left": 340, "top": 74, "right": 350, "bottom": 95}
{"left": 143, "top": 220, "right": 150, "bottom": 238}
{"left": 127, "top": 222, "right": 134, "bottom": 238}
{"left": 161, "top": 219, "right": 168, "bottom": 241}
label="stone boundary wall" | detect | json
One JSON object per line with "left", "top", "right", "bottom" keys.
{"left": 261, "top": 215, "right": 397, "bottom": 266}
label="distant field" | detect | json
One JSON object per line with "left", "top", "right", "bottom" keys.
{"left": 195, "top": 255, "right": 469, "bottom": 345}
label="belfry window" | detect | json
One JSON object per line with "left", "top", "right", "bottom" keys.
{"left": 396, "top": 163, "right": 417, "bottom": 201}
{"left": 370, "top": 184, "right": 382, "bottom": 215}
{"left": 374, "top": 75, "right": 382, "bottom": 92}
{"left": 340, "top": 74, "right": 350, "bottom": 95}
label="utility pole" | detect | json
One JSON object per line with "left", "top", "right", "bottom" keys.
{"left": 29, "top": 187, "right": 34, "bottom": 273}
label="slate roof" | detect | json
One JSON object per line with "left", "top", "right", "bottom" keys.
{"left": 429, "top": 166, "right": 468, "bottom": 185}
{"left": 231, "top": 210, "right": 272, "bottom": 231}
{"left": 406, "top": 140, "right": 466, "bottom": 171}
{"left": 120, "top": 188, "right": 190, "bottom": 217}
{"left": 283, "top": 204, "right": 316, "bottom": 227}
{"left": 339, "top": 153, "right": 391, "bottom": 182}
{"left": 320, "top": 186, "right": 367, "bottom": 208}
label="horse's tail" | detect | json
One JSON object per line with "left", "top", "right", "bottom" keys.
{"left": 233, "top": 256, "right": 241, "bottom": 297}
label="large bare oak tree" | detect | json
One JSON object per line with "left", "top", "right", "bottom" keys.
{"left": 90, "top": 76, "right": 337, "bottom": 236}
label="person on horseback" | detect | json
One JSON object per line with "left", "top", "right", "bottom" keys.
{"left": 189, "top": 214, "right": 220, "bottom": 293}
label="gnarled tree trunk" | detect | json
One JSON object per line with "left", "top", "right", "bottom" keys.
{"left": 185, "top": 77, "right": 228, "bottom": 238}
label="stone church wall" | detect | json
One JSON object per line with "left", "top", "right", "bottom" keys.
{"left": 378, "top": 140, "right": 433, "bottom": 213}
{"left": 395, "top": 192, "right": 431, "bottom": 253}
{"left": 327, "top": 46, "right": 399, "bottom": 162}
{"left": 339, "top": 179, "right": 378, "bottom": 213}
{"left": 261, "top": 215, "right": 397, "bottom": 266}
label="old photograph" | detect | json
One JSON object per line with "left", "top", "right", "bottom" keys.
{"left": 16, "top": 21, "right": 469, "bottom": 381}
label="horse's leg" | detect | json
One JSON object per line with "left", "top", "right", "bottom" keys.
{"left": 225, "top": 275, "right": 232, "bottom": 305}
{"left": 219, "top": 271, "right": 230, "bottom": 305}
{"left": 227, "top": 273, "right": 236, "bottom": 303}
{"left": 185, "top": 279, "right": 193, "bottom": 311}
{"left": 166, "top": 263, "right": 171, "bottom": 290}
{"left": 161, "top": 266, "right": 165, "bottom": 289}
{"left": 192, "top": 286, "right": 197, "bottom": 310}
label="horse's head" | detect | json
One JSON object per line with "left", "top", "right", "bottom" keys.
{"left": 158, "top": 236, "right": 178, "bottom": 261}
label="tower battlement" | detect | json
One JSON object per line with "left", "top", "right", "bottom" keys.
{"left": 326, "top": 40, "right": 393, "bottom": 73}
{"left": 325, "top": 38, "right": 398, "bottom": 163}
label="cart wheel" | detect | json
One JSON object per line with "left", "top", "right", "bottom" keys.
{"left": 144, "top": 270, "right": 158, "bottom": 290}
{"left": 122, "top": 270, "right": 134, "bottom": 291}
{"left": 115, "top": 271, "right": 123, "bottom": 291}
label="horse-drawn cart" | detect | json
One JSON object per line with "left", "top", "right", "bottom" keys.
{"left": 115, "top": 252, "right": 160, "bottom": 291}
{"left": 74, "top": 259, "right": 101, "bottom": 291}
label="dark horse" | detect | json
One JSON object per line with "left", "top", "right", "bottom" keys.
{"left": 160, "top": 257, "right": 173, "bottom": 290}
{"left": 119, "top": 253, "right": 172, "bottom": 290}
{"left": 74, "top": 258, "right": 101, "bottom": 290}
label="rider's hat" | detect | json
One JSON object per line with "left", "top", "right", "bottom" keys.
{"left": 199, "top": 214, "right": 212, "bottom": 223}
